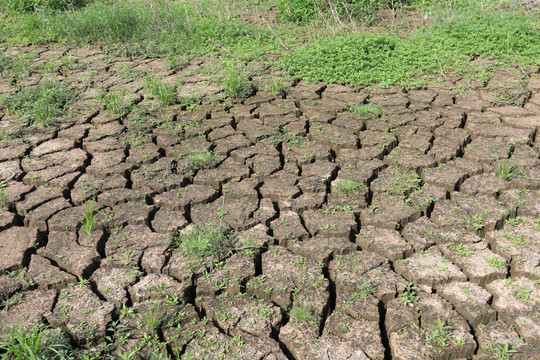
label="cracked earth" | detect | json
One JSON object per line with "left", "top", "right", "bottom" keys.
{"left": 1, "top": 45, "right": 540, "bottom": 359}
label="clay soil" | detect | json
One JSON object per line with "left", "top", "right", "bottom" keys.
{"left": 1, "top": 44, "right": 540, "bottom": 360}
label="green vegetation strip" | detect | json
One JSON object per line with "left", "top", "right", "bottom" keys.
{"left": 282, "top": 12, "right": 540, "bottom": 86}
{"left": 0, "top": 1, "right": 282, "bottom": 61}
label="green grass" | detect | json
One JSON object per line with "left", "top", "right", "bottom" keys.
{"left": 348, "top": 103, "right": 383, "bottom": 117}
{"left": 102, "top": 90, "right": 126, "bottom": 115}
{"left": 496, "top": 159, "right": 517, "bottom": 181}
{"left": 80, "top": 198, "right": 95, "bottom": 234}
{"left": 223, "top": 69, "right": 253, "bottom": 98}
{"left": 0, "top": 52, "right": 37, "bottom": 79}
{"left": 282, "top": 11, "right": 540, "bottom": 87}
{"left": 183, "top": 150, "right": 217, "bottom": 175}
{"left": 169, "top": 223, "right": 234, "bottom": 260}
{"left": 0, "top": 0, "right": 89, "bottom": 13}
{"left": 0, "top": 324, "right": 68, "bottom": 360}
{"left": 0, "top": 1, "right": 282, "bottom": 61}
{"left": 145, "top": 77, "right": 176, "bottom": 106}
{"left": 278, "top": 0, "right": 425, "bottom": 25}
{"left": 335, "top": 179, "right": 366, "bottom": 193}
{"left": 0, "top": 81, "right": 72, "bottom": 126}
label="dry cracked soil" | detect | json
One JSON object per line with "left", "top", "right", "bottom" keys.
{"left": 1, "top": 44, "right": 540, "bottom": 360}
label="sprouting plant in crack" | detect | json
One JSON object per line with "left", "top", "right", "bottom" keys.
{"left": 81, "top": 197, "right": 96, "bottom": 234}
{"left": 399, "top": 282, "right": 419, "bottom": 307}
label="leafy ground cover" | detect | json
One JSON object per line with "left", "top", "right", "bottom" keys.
{"left": 1, "top": 0, "right": 540, "bottom": 359}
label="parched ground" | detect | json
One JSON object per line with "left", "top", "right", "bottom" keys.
{"left": 1, "top": 44, "right": 540, "bottom": 360}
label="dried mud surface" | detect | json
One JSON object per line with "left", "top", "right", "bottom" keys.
{"left": 1, "top": 45, "right": 540, "bottom": 360}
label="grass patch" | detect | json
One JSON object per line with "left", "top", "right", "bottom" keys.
{"left": 183, "top": 150, "right": 217, "bottom": 175}
{"left": 145, "top": 76, "right": 176, "bottom": 106}
{"left": 0, "top": 324, "right": 68, "bottom": 359}
{"left": 80, "top": 197, "right": 95, "bottom": 234}
{"left": 282, "top": 11, "right": 540, "bottom": 87}
{"left": 348, "top": 103, "right": 383, "bottom": 117}
{"left": 223, "top": 69, "right": 253, "bottom": 99}
{"left": 0, "top": 81, "right": 72, "bottom": 126}
{"left": 335, "top": 179, "right": 367, "bottom": 193}
{"left": 1, "top": 0, "right": 89, "bottom": 13}
{"left": 169, "top": 223, "right": 235, "bottom": 260}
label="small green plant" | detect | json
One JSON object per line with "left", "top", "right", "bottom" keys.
{"left": 270, "top": 129, "right": 302, "bottom": 146}
{"left": 183, "top": 150, "right": 217, "bottom": 175}
{"left": 488, "top": 342, "right": 518, "bottom": 360}
{"left": 496, "top": 159, "right": 517, "bottom": 181}
{"left": 223, "top": 70, "right": 253, "bottom": 99}
{"left": 486, "top": 257, "right": 506, "bottom": 269}
{"left": 399, "top": 282, "right": 419, "bottom": 306}
{"left": 103, "top": 91, "right": 125, "bottom": 115}
{"left": 348, "top": 103, "right": 383, "bottom": 118}
{"left": 267, "top": 77, "right": 286, "bottom": 96}
{"left": 0, "top": 184, "right": 9, "bottom": 208}
{"left": 140, "top": 301, "right": 163, "bottom": 330}
{"left": 80, "top": 197, "right": 96, "bottom": 234}
{"left": 512, "top": 286, "right": 532, "bottom": 301}
{"left": 356, "top": 279, "right": 376, "bottom": 300}
{"left": 291, "top": 306, "right": 312, "bottom": 324}
{"left": 146, "top": 77, "right": 176, "bottom": 106}
{"left": 335, "top": 179, "right": 366, "bottom": 193}
{"left": 424, "top": 319, "right": 453, "bottom": 348}
{"left": 169, "top": 223, "right": 235, "bottom": 260}
{"left": 0, "top": 323, "right": 68, "bottom": 359}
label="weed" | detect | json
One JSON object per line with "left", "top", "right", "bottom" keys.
{"left": 335, "top": 179, "right": 366, "bottom": 193}
{"left": 512, "top": 286, "right": 532, "bottom": 301}
{"left": 270, "top": 129, "right": 302, "bottom": 146}
{"left": 169, "top": 223, "right": 234, "bottom": 260}
{"left": 183, "top": 150, "right": 217, "bottom": 175}
{"left": 80, "top": 197, "right": 95, "bottom": 234}
{"left": 0, "top": 323, "right": 68, "bottom": 359}
{"left": 486, "top": 257, "right": 506, "bottom": 269}
{"left": 0, "top": 81, "right": 72, "bottom": 126}
{"left": 291, "top": 306, "right": 312, "bottom": 324}
{"left": 267, "top": 77, "right": 286, "bottom": 96}
{"left": 140, "top": 301, "right": 163, "bottom": 330}
{"left": 0, "top": 184, "right": 9, "bottom": 208}
{"left": 447, "top": 242, "right": 472, "bottom": 257}
{"left": 424, "top": 319, "right": 453, "bottom": 348}
{"left": 103, "top": 91, "right": 126, "bottom": 115}
{"left": 223, "top": 69, "right": 253, "bottom": 99}
{"left": 282, "top": 11, "right": 540, "bottom": 87}
{"left": 496, "top": 159, "right": 517, "bottom": 181}
{"left": 487, "top": 342, "right": 518, "bottom": 360}
{"left": 348, "top": 103, "right": 383, "bottom": 117}
{"left": 355, "top": 279, "right": 376, "bottom": 300}
{"left": 146, "top": 77, "right": 176, "bottom": 106}
{"left": 0, "top": 52, "right": 35, "bottom": 79}
{"left": 399, "top": 282, "right": 419, "bottom": 306}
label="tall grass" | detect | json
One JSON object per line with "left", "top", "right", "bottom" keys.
{"left": 1, "top": 1, "right": 282, "bottom": 61}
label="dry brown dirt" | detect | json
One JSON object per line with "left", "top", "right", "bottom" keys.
{"left": 0, "top": 44, "right": 540, "bottom": 359}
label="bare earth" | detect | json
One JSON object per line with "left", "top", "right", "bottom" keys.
{"left": 1, "top": 44, "right": 540, "bottom": 359}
